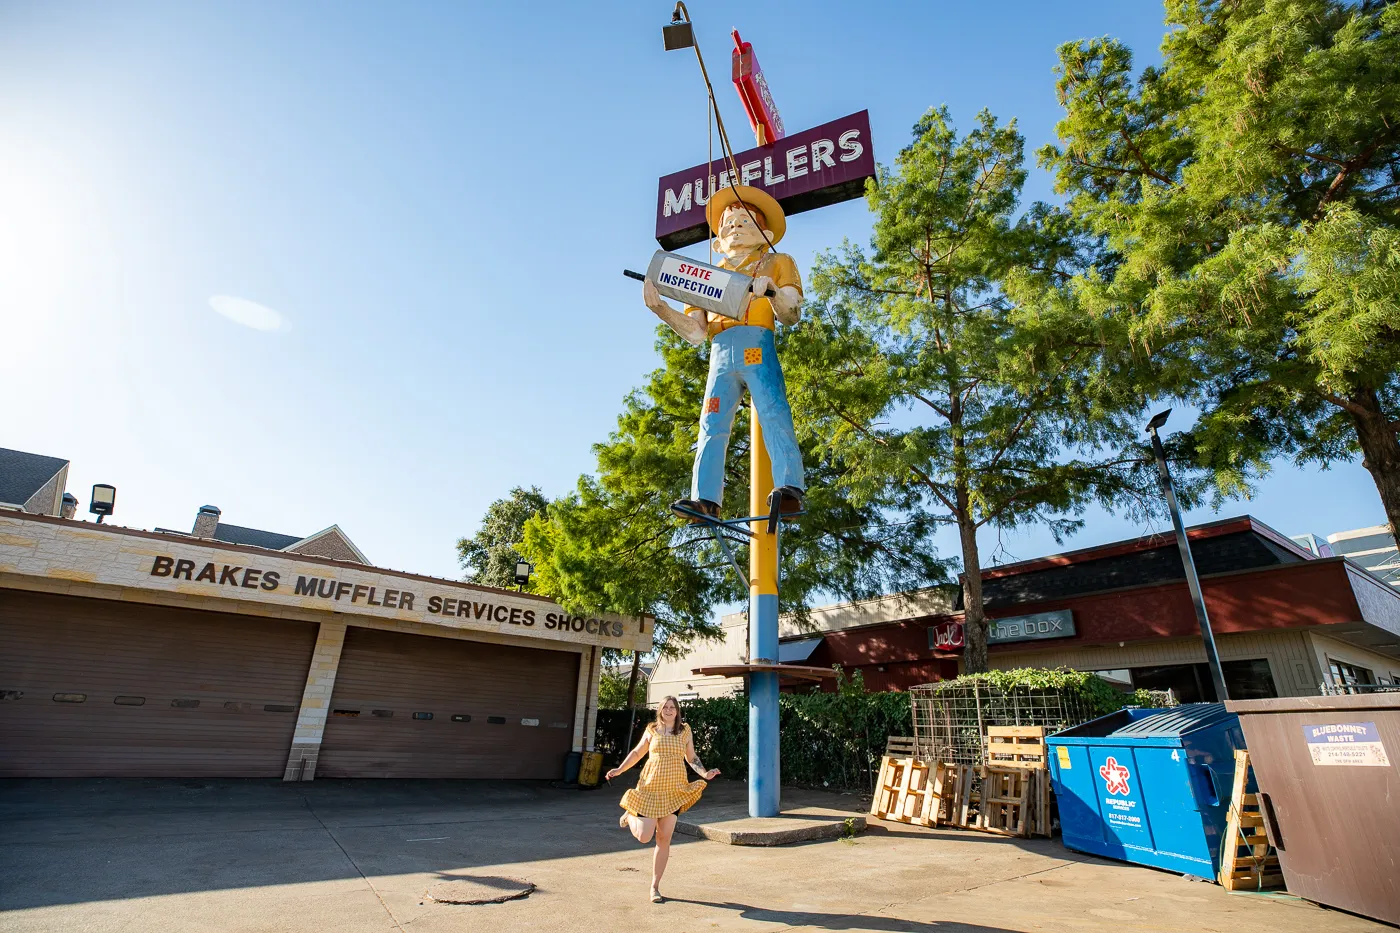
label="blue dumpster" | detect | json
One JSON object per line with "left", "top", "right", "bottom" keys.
{"left": 1046, "top": 704, "right": 1244, "bottom": 876}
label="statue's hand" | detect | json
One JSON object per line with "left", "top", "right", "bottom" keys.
{"left": 643, "top": 278, "right": 668, "bottom": 314}
{"left": 751, "top": 275, "right": 776, "bottom": 298}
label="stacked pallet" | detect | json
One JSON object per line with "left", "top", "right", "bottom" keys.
{"left": 868, "top": 730, "right": 1052, "bottom": 838}
{"left": 1218, "top": 750, "right": 1284, "bottom": 891}
{"left": 980, "top": 726, "right": 1052, "bottom": 837}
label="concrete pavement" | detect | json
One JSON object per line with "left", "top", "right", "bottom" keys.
{"left": 0, "top": 777, "right": 1388, "bottom": 933}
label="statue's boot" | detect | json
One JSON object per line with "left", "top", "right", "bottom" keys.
{"left": 670, "top": 498, "right": 721, "bottom": 524}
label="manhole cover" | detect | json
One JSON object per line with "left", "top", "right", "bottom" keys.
{"left": 426, "top": 877, "right": 535, "bottom": 905}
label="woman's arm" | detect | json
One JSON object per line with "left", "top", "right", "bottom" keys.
{"left": 685, "top": 728, "right": 721, "bottom": 780}
{"left": 605, "top": 733, "right": 652, "bottom": 781}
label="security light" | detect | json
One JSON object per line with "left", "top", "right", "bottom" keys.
{"left": 514, "top": 560, "right": 533, "bottom": 591}
{"left": 663, "top": 5, "right": 693, "bottom": 50}
{"left": 89, "top": 484, "right": 116, "bottom": 523}
{"left": 1146, "top": 409, "right": 1172, "bottom": 433}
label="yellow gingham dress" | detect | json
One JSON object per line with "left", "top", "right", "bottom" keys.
{"left": 620, "top": 723, "right": 707, "bottom": 818}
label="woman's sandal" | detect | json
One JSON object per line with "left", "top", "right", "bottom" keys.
{"left": 650, "top": 890, "right": 664, "bottom": 904}
{"left": 618, "top": 812, "right": 630, "bottom": 830}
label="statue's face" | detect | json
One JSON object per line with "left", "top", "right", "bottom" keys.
{"left": 714, "top": 203, "right": 772, "bottom": 255}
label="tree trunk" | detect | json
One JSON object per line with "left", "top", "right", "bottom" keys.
{"left": 624, "top": 652, "right": 642, "bottom": 747}
{"left": 958, "top": 509, "right": 989, "bottom": 673}
{"left": 1349, "top": 386, "right": 1400, "bottom": 551}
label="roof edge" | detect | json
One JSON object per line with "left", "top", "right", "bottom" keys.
{"left": 282, "top": 524, "right": 369, "bottom": 564}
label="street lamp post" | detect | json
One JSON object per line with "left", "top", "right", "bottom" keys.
{"left": 1145, "top": 410, "right": 1229, "bottom": 703}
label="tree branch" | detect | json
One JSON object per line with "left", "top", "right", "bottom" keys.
{"left": 1320, "top": 391, "right": 1371, "bottom": 419}
{"left": 825, "top": 403, "right": 958, "bottom": 515}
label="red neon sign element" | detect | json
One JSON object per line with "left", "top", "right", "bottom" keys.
{"left": 1099, "top": 756, "right": 1132, "bottom": 796}
{"left": 731, "top": 30, "right": 784, "bottom": 145}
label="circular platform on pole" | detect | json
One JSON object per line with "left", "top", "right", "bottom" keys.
{"left": 691, "top": 663, "right": 835, "bottom": 681}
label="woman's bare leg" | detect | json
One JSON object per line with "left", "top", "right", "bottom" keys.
{"left": 628, "top": 814, "right": 656, "bottom": 844}
{"left": 651, "top": 814, "right": 677, "bottom": 897}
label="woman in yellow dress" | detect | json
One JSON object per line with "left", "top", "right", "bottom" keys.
{"left": 605, "top": 695, "right": 720, "bottom": 903}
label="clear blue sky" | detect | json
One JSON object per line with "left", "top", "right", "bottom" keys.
{"left": 1, "top": 1, "right": 1383, "bottom": 584}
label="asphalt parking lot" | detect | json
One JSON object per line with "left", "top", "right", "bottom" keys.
{"left": 0, "top": 777, "right": 1389, "bottom": 933}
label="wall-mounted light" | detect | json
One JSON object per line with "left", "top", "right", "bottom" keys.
{"left": 60, "top": 493, "right": 78, "bottom": 520}
{"left": 89, "top": 484, "right": 116, "bottom": 524}
{"left": 514, "top": 559, "right": 533, "bottom": 592}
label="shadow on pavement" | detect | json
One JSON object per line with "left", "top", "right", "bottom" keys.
{"left": 0, "top": 776, "right": 662, "bottom": 910}
{"left": 666, "top": 899, "right": 1021, "bottom": 932}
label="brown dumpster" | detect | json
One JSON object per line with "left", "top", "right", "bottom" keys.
{"left": 1225, "top": 694, "right": 1398, "bottom": 925}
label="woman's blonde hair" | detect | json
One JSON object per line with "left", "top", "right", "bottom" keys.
{"left": 652, "top": 696, "right": 685, "bottom": 735}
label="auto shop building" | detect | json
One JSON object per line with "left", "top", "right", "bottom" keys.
{"left": 0, "top": 510, "right": 649, "bottom": 780}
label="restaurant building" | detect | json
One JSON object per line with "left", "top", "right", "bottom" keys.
{"left": 650, "top": 517, "right": 1400, "bottom": 703}
{"left": 0, "top": 508, "right": 649, "bottom": 780}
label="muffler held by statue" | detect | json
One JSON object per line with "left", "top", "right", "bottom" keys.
{"left": 624, "top": 249, "right": 775, "bottom": 321}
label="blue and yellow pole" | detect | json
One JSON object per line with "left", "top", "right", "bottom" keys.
{"left": 748, "top": 417, "right": 780, "bottom": 817}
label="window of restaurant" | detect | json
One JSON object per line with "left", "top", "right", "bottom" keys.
{"left": 1091, "top": 659, "right": 1277, "bottom": 703}
{"left": 1327, "top": 659, "right": 1375, "bottom": 687}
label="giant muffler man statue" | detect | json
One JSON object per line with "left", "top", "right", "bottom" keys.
{"left": 641, "top": 184, "right": 805, "bottom": 524}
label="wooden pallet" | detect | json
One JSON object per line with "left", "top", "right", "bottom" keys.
{"left": 977, "top": 766, "right": 1051, "bottom": 837}
{"left": 979, "top": 765, "right": 1032, "bottom": 835}
{"left": 935, "top": 762, "right": 976, "bottom": 828}
{"left": 870, "top": 743, "right": 968, "bottom": 829}
{"left": 871, "top": 738, "right": 915, "bottom": 820}
{"left": 1219, "top": 749, "right": 1284, "bottom": 891}
{"left": 986, "top": 725, "right": 1047, "bottom": 769}
{"left": 871, "top": 756, "right": 938, "bottom": 824}
{"left": 885, "top": 735, "right": 917, "bottom": 757}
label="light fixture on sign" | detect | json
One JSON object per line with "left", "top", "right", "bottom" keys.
{"left": 514, "top": 559, "right": 533, "bottom": 592}
{"left": 89, "top": 484, "right": 116, "bottom": 523}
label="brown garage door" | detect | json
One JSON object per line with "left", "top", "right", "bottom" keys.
{"left": 316, "top": 627, "right": 580, "bottom": 779}
{"left": 0, "top": 589, "right": 317, "bottom": 777}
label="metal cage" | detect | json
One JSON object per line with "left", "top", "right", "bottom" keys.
{"left": 909, "top": 679, "right": 1099, "bottom": 768}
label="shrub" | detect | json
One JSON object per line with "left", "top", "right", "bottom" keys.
{"left": 926, "top": 668, "right": 1174, "bottom": 720}
{"left": 680, "top": 668, "right": 910, "bottom": 792}
{"left": 671, "top": 667, "right": 1169, "bottom": 792}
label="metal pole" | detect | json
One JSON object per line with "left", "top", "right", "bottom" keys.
{"left": 1147, "top": 415, "right": 1229, "bottom": 703}
{"left": 748, "top": 414, "right": 780, "bottom": 817}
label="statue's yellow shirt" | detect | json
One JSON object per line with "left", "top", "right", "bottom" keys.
{"left": 685, "top": 250, "right": 802, "bottom": 338}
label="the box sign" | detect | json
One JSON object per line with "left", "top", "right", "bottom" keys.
{"left": 987, "top": 610, "right": 1074, "bottom": 645}
{"left": 1303, "top": 721, "right": 1391, "bottom": 767}
{"left": 655, "top": 110, "right": 875, "bottom": 249}
{"left": 926, "top": 610, "right": 1074, "bottom": 651}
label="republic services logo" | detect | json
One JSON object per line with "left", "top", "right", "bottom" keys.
{"left": 1099, "top": 756, "right": 1132, "bottom": 796}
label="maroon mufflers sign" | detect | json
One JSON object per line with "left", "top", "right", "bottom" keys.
{"left": 655, "top": 110, "right": 876, "bottom": 249}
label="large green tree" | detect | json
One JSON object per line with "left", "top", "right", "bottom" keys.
{"left": 456, "top": 486, "right": 550, "bottom": 590}
{"left": 786, "top": 108, "right": 1158, "bottom": 672}
{"left": 1042, "top": 0, "right": 1400, "bottom": 543}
